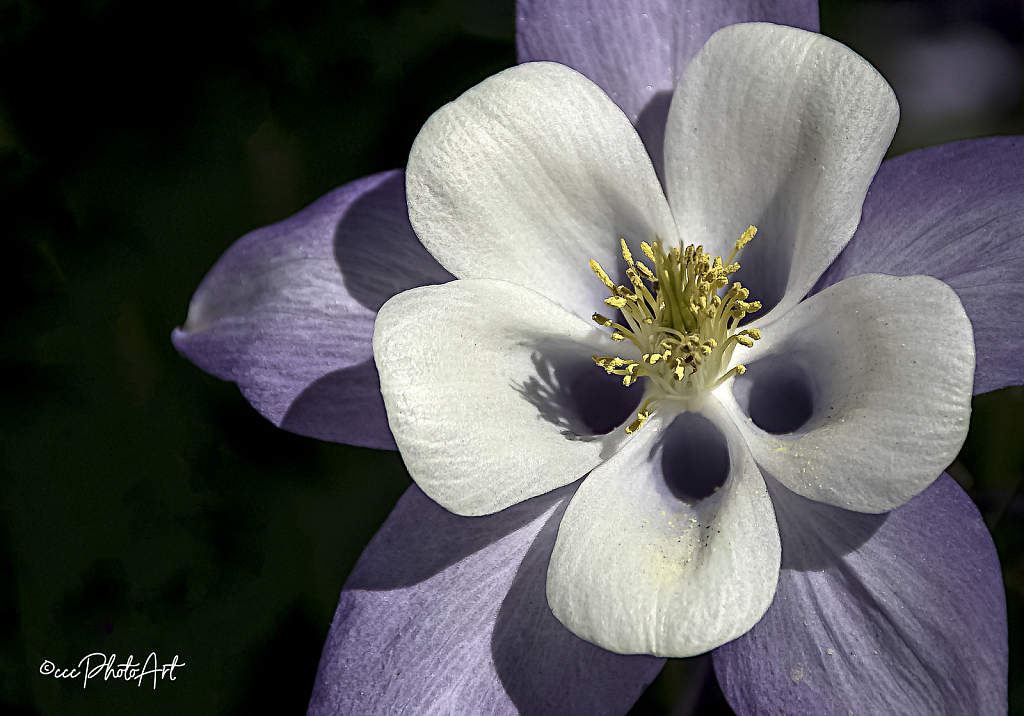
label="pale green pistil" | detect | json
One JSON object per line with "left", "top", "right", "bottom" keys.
{"left": 590, "top": 226, "right": 762, "bottom": 434}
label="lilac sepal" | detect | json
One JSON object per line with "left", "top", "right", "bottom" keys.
{"left": 516, "top": 0, "right": 818, "bottom": 180}
{"left": 713, "top": 473, "right": 1007, "bottom": 715}
{"left": 172, "top": 170, "right": 452, "bottom": 450}
{"left": 815, "top": 136, "right": 1024, "bottom": 395}
{"left": 307, "top": 484, "right": 665, "bottom": 716}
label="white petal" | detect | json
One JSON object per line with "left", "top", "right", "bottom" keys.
{"left": 664, "top": 23, "right": 898, "bottom": 318}
{"left": 407, "top": 62, "right": 677, "bottom": 321}
{"left": 718, "top": 273, "right": 974, "bottom": 513}
{"left": 547, "top": 403, "right": 780, "bottom": 657}
{"left": 374, "top": 278, "right": 641, "bottom": 516}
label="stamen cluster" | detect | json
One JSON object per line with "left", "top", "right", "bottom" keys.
{"left": 590, "top": 227, "right": 763, "bottom": 433}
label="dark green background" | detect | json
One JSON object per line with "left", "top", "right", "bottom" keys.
{"left": 2, "top": 0, "right": 1022, "bottom": 713}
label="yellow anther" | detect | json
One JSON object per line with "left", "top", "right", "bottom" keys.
{"left": 610, "top": 331, "right": 626, "bottom": 341}
{"left": 711, "top": 363, "right": 748, "bottom": 389}
{"left": 640, "top": 241, "right": 656, "bottom": 262}
{"left": 625, "top": 267, "right": 644, "bottom": 289}
{"left": 589, "top": 259, "right": 617, "bottom": 292}
{"left": 636, "top": 261, "right": 656, "bottom": 282}
{"left": 605, "top": 296, "right": 628, "bottom": 308}
{"left": 737, "top": 225, "right": 757, "bottom": 249}
{"left": 620, "top": 239, "right": 635, "bottom": 267}
{"left": 625, "top": 409, "right": 651, "bottom": 434}
{"left": 592, "top": 313, "right": 614, "bottom": 327}
{"left": 728, "top": 285, "right": 749, "bottom": 301}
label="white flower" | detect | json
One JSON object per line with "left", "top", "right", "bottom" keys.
{"left": 372, "top": 23, "right": 974, "bottom": 657}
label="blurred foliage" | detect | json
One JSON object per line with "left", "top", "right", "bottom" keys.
{"left": 0, "top": 0, "right": 1021, "bottom": 714}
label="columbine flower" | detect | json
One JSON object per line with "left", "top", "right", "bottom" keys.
{"left": 174, "top": 2, "right": 1019, "bottom": 714}
{"left": 377, "top": 21, "right": 976, "bottom": 655}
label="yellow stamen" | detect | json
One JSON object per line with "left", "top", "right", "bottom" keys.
{"left": 590, "top": 227, "right": 764, "bottom": 434}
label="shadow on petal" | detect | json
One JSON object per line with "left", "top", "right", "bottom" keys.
{"left": 346, "top": 484, "right": 572, "bottom": 591}
{"left": 492, "top": 490, "right": 665, "bottom": 716}
{"left": 333, "top": 170, "right": 454, "bottom": 312}
{"left": 655, "top": 412, "right": 731, "bottom": 502}
{"left": 280, "top": 358, "right": 397, "bottom": 451}
{"left": 732, "top": 354, "right": 816, "bottom": 435}
{"left": 763, "top": 471, "right": 887, "bottom": 571}
{"left": 309, "top": 484, "right": 574, "bottom": 715}
{"left": 512, "top": 339, "right": 641, "bottom": 440}
{"left": 635, "top": 90, "right": 673, "bottom": 189}
{"left": 729, "top": 209, "right": 794, "bottom": 322}
{"left": 177, "top": 171, "right": 451, "bottom": 451}
{"left": 310, "top": 480, "right": 667, "bottom": 715}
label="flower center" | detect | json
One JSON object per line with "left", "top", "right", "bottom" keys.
{"left": 590, "top": 226, "right": 763, "bottom": 434}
